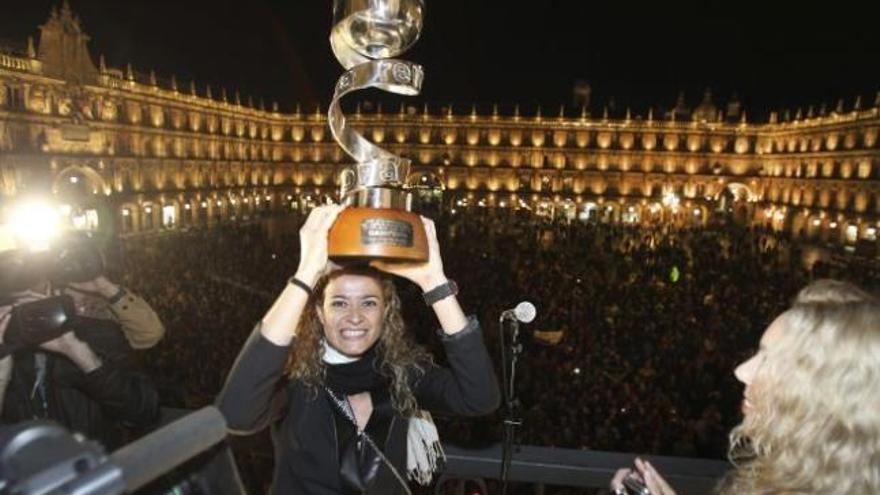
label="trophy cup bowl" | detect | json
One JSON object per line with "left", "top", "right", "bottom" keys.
{"left": 327, "top": 0, "right": 429, "bottom": 262}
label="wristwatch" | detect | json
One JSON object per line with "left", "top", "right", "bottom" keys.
{"left": 422, "top": 280, "right": 458, "bottom": 306}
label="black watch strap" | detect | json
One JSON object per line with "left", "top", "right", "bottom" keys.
{"left": 288, "top": 276, "right": 314, "bottom": 298}
{"left": 107, "top": 287, "right": 127, "bottom": 305}
{"left": 422, "top": 280, "right": 458, "bottom": 306}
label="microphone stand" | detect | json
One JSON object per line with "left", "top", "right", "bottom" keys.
{"left": 498, "top": 312, "right": 522, "bottom": 495}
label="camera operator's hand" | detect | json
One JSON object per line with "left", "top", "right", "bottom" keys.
{"left": 40, "top": 331, "right": 103, "bottom": 373}
{"left": 371, "top": 216, "right": 447, "bottom": 292}
{"left": 1, "top": 290, "right": 48, "bottom": 346}
{"left": 293, "top": 204, "right": 346, "bottom": 287}
{"left": 66, "top": 275, "right": 120, "bottom": 300}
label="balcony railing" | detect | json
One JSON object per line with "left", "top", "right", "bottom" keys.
{"left": 0, "top": 53, "right": 39, "bottom": 73}
{"left": 440, "top": 443, "right": 729, "bottom": 494}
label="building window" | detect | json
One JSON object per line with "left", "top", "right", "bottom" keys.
{"left": 162, "top": 205, "right": 176, "bottom": 228}
{"left": 121, "top": 208, "right": 133, "bottom": 232}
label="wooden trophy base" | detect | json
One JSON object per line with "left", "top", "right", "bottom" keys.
{"left": 328, "top": 207, "right": 428, "bottom": 262}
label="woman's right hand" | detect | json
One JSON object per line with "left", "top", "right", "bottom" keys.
{"left": 294, "top": 204, "right": 346, "bottom": 287}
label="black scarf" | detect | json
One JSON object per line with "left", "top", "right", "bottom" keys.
{"left": 324, "top": 346, "right": 396, "bottom": 493}
{"left": 323, "top": 346, "right": 389, "bottom": 396}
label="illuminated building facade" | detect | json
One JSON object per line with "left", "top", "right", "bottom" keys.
{"left": 1, "top": 5, "right": 879, "bottom": 247}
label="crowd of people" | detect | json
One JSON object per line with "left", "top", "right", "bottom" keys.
{"left": 98, "top": 209, "right": 876, "bottom": 493}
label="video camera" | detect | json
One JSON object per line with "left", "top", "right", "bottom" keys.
{"left": 0, "top": 232, "right": 105, "bottom": 295}
{"left": 0, "top": 294, "right": 121, "bottom": 359}
{"left": 0, "top": 233, "right": 111, "bottom": 358}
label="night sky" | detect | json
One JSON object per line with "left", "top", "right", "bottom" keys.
{"left": 2, "top": 0, "right": 879, "bottom": 120}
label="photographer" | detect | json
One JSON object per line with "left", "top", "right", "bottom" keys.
{"left": 64, "top": 274, "right": 166, "bottom": 351}
{"left": 51, "top": 229, "right": 166, "bottom": 352}
{"left": 0, "top": 231, "right": 162, "bottom": 449}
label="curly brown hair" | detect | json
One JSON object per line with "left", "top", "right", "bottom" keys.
{"left": 286, "top": 265, "right": 433, "bottom": 415}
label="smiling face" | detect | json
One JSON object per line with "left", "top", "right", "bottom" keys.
{"left": 734, "top": 313, "right": 788, "bottom": 417}
{"left": 316, "top": 273, "right": 386, "bottom": 358}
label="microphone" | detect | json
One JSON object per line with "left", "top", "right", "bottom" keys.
{"left": 501, "top": 301, "right": 536, "bottom": 323}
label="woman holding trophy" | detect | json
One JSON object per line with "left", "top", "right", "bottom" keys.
{"left": 219, "top": 2, "right": 499, "bottom": 493}
{"left": 218, "top": 205, "right": 499, "bottom": 494}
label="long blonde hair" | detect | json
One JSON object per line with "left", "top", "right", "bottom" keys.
{"left": 722, "top": 280, "right": 880, "bottom": 494}
{"left": 286, "top": 265, "right": 432, "bottom": 415}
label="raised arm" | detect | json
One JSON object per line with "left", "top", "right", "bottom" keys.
{"left": 373, "top": 217, "right": 500, "bottom": 415}
{"left": 38, "top": 327, "right": 160, "bottom": 429}
{"left": 371, "top": 217, "right": 468, "bottom": 335}
{"left": 217, "top": 204, "right": 345, "bottom": 432}
{"left": 261, "top": 204, "right": 345, "bottom": 345}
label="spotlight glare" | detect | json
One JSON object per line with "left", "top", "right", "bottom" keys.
{"left": 9, "top": 199, "right": 62, "bottom": 252}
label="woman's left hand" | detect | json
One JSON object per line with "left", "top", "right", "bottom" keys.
{"left": 371, "top": 216, "right": 447, "bottom": 291}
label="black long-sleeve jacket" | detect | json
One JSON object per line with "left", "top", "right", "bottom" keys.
{"left": 1, "top": 322, "right": 160, "bottom": 449}
{"left": 217, "top": 316, "right": 500, "bottom": 495}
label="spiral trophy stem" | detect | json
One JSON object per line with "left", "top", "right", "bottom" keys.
{"left": 326, "top": 0, "right": 428, "bottom": 262}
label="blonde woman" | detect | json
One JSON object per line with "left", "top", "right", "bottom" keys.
{"left": 218, "top": 205, "right": 499, "bottom": 495}
{"left": 612, "top": 279, "right": 880, "bottom": 494}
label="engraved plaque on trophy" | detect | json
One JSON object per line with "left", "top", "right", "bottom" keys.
{"left": 326, "top": 0, "right": 428, "bottom": 262}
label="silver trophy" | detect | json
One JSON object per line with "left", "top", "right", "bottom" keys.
{"left": 327, "top": 0, "right": 428, "bottom": 261}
